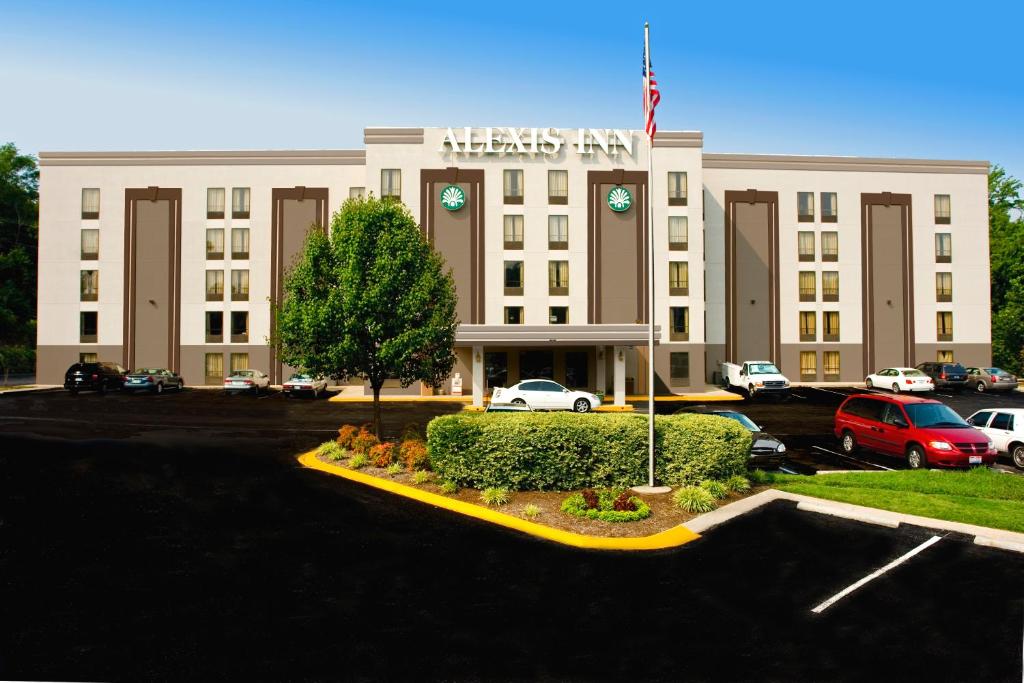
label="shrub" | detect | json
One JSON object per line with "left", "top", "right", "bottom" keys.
{"left": 700, "top": 479, "right": 729, "bottom": 500}
{"left": 672, "top": 486, "right": 717, "bottom": 514}
{"left": 385, "top": 463, "right": 403, "bottom": 477}
{"left": 349, "top": 453, "right": 369, "bottom": 469}
{"left": 561, "top": 490, "right": 651, "bottom": 522}
{"left": 480, "top": 487, "right": 510, "bottom": 506}
{"left": 522, "top": 503, "right": 542, "bottom": 519}
{"left": 427, "top": 413, "right": 751, "bottom": 491}
{"left": 439, "top": 480, "right": 458, "bottom": 494}
{"left": 412, "top": 470, "right": 431, "bottom": 485}
{"left": 401, "top": 439, "right": 430, "bottom": 472}
{"left": 747, "top": 468, "right": 776, "bottom": 485}
{"left": 400, "top": 423, "right": 425, "bottom": 443}
{"left": 350, "top": 428, "right": 380, "bottom": 455}
{"left": 726, "top": 474, "right": 751, "bottom": 493}
{"left": 369, "top": 441, "right": 396, "bottom": 467}
{"left": 317, "top": 441, "right": 345, "bottom": 462}
{"left": 581, "top": 488, "right": 600, "bottom": 510}
{"left": 336, "top": 425, "right": 359, "bottom": 450}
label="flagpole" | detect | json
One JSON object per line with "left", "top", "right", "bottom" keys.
{"left": 644, "top": 22, "right": 656, "bottom": 488}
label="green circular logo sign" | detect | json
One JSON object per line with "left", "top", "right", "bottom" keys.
{"left": 440, "top": 184, "right": 466, "bottom": 211}
{"left": 607, "top": 186, "right": 632, "bottom": 212}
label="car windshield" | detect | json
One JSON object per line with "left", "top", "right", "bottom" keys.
{"left": 748, "top": 363, "right": 781, "bottom": 375}
{"left": 717, "top": 412, "right": 760, "bottom": 432}
{"left": 902, "top": 369, "right": 926, "bottom": 377}
{"left": 904, "top": 403, "right": 969, "bottom": 428}
{"left": 233, "top": 370, "right": 254, "bottom": 378}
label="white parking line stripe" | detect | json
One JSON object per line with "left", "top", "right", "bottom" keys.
{"left": 811, "top": 446, "right": 895, "bottom": 471}
{"left": 814, "top": 388, "right": 849, "bottom": 396}
{"left": 811, "top": 535, "right": 942, "bottom": 614}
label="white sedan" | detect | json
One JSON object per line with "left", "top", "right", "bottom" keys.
{"left": 223, "top": 369, "right": 270, "bottom": 395}
{"left": 282, "top": 373, "right": 328, "bottom": 398}
{"left": 865, "top": 367, "right": 934, "bottom": 393}
{"left": 491, "top": 380, "right": 601, "bottom": 413}
{"left": 966, "top": 408, "right": 1024, "bottom": 469}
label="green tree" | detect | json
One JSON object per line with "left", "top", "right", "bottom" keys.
{"left": 988, "top": 165, "right": 1024, "bottom": 375}
{"left": 274, "top": 196, "right": 459, "bottom": 437}
{"left": 0, "top": 143, "right": 39, "bottom": 382}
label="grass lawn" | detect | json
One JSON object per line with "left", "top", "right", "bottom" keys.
{"left": 772, "top": 468, "right": 1024, "bottom": 533}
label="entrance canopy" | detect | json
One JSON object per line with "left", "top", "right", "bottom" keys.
{"left": 455, "top": 324, "right": 660, "bottom": 347}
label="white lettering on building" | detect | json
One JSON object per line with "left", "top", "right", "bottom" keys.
{"left": 440, "top": 128, "right": 634, "bottom": 158}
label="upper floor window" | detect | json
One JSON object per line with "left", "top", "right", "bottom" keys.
{"left": 503, "top": 216, "right": 524, "bottom": 250}
{"left": 205, "top": 311, "right": 223, "bottom": 343}
{"left": 231, "top": 228, "right": 250, "bottom": 259}
{"left": 206, "top": 270, "right": 224, "bottom": 301}
{"left": 548, "top": 215, "right": 568, "bottom": 249}
{"left": 670, "top": 306, "right": 689, "bottom": 341}
{"left": 504, "top": 261, "right": 523, "bottom": 295}
{"left": 936, "top": 272, "right": 952, "bottom": 302}
{"left": 798, "top": 192, "right": 815, "bottom": 222}
{"left": 669, "top": 261, "right": 689, "bottom": 296}
{"left": 231, "top": 187, "right": 250, "bottom": 219}
{"left": 80, "top": 311, "right": 98, "bottom": 343}
{"left": 668, "top": 216, "right": 688, "bottom": 251}
{"left": 936, "top": 311, "right": 953, "bottom": 341}
{"left": 230, "top": 311, "right": 249, "bottom": 343}
{"left": 821, "top": 231, "right": 838, "bottom": 261}
{"left": 935, "top": 233, "right": 952, "bottom": 263}
{"left": 934, "top": 194, "right": 951, "bottom": 224}
{"left": 548, "top": 306, "right": 568, "bottom": 324}
{"left": 822, "top": 271, "right": 839, "bottom": 302}
{"left": 349, "top": 187, "right": 365, "bottom": 199}
{"left": 548, "top": 170, "right": 568, "bottom": 204}
{"left": 231, "top": 269, "right": 249, "bottom": 301}
{"left": 504, "top": 170, "right": 524, "bottom": 204}
{"left": 207, "top": 188, "right": 225, "bottom": 219}
{"left": 798, "top": 271, "right": 816, "bottom": 302}
{"left": 668, "top": 172, "right": 687, "bottom": 206}
{"left": 81, "top": 188, "right": 100, "bottom": 220}
{"left": 799, "top": 311, "right": 816, "bottom": 341}
{"left": 821, "top": 192, "right": 838, "bottom": 223}
{"left": 504, "top": 306, "right": 523, "bottom": 325}
{"left": 80, "top": 270, "right": 98, "bottom": 302}
{"left": 381, "top": 169, "right": 401, "bottom": 199}
{"left": 548, "top": 260, "right": 569, "bottom": 296}
{"left": 81, "top": 229, "right": 99, "bottom": 260}
{"left": 823, "top": 311, "right": 840, "bottom": 342}
{"left": 798, "top": 231, "right": 815, "bottom": 261}
{"left": 206, "top": 229, "right": 224, "bottom": 260}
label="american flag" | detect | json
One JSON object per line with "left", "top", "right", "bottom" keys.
{"left": 642, "top": 46, "right": 660, "bottom": 139}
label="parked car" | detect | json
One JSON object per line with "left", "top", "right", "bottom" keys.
{"left": 915, "top": 361, "right": 969, "bottom": 392}
{"left": 491, "top": 380, "right": 601, "bottom": 413}
{"left": 282, "top": 373, "right": 328, "bottom": 398}
{"left": 966, "top": 408, "right": 1024, "bottom": 469}
{"left": 965, "top": 367, "right": 1018, "bottom": 393}
{"left": 485, "top": 402, "right": 533, "bottom": 413}
{"left": 64, "top": 361, "right": 127, "bottom": 394}
{"left": 124, "top": 368, "right": 184, "bottom": 394}
{"left": 674, "top": 405, "right": 786, "bottom": 467}
{"left": 834, "top": 393, "right": 996, "bottom": 469}
{"left": 864, "top": 367, "right": 933, "bottom": 393}
{"left": 223, "top": 369, "right": 270, "bottom": 395}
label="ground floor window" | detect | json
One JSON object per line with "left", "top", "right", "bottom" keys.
{"left": 230, "top": 353, "right": 249, "bottom": 373}
{"left": 800, "top": 351, "right": 817, "bottom": 381}
{"left": 937, "top": 350, "right": 954, "bottom": 363}
{"left": 565, "top": 351, "right": 589, "bottom": 389}
{"left": 204, "top": 353, "right": 223, "bottom": 384}
{"left": 485, "top": 352, "right": 508, "bottom": 389}
{"left": 670, "top": 352, "right": 689, "bottom": 386}
{"left": 823, "top": 351, "right": 840, "bottom": 381}
{"left": 79, "top": 352, "right": 98, "bottom": 363}
{"left": 519, "top": 351, "right": 554, "bottom": 380}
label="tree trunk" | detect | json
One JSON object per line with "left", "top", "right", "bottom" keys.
{"left": 372, "top": 383, "right": 383, "bottom": 439}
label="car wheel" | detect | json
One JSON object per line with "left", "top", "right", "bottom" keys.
{"left": 98, "top": 381, "right": 107, "bottom": 395}
{"left": 178, "top": 381, "right": 184, "bottom": 391}
{"left": 1012, "top": 444, "right": 1024, "bottom": 470}
{"left": 573, "top": 398, "right": 591, "bottom": 413}
{"left": 906, "top": 445, "right": 927, "bottom": 470}
{"left": 155, "top": 383, "right": 163, "bottom": 394}
{"left": 841, "top": 430, "right": 857, "bottom": 455}
{"left": 747, "top": 385, "right": 756, "bottom": 399}
{"left": 511, "top": 398, "right": 526, "bottom": 406}
{"left": 975, "top": 381, "right": 986, "bottom": 393}
{"left": 865, "top": 378, "right": 873, "bottom": 389}
{"left": 891, "top": 383, "right": 900, "bottom": 394}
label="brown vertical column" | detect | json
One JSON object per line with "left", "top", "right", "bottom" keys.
{"left": 586, "top": 170, "right": 648, "bottom": 324}
{"left": 861, "top": 192, "right": 914, "bottom": 372}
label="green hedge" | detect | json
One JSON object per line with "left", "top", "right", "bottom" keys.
{"left": 426, "top": 412, "right": 751, "bottom": 491}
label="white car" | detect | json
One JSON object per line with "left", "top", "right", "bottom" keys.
{"left": 223, "top": 369, "right": 270, "bottom": 395}
{"left": 282, "top": 373, "right": 328, "bottom": 398}
{"left": 491, "top": 380, "right": 601, "bottom": 413}
{"left": 966, "top": 408, "right": 1024, "bottom": 469}
{"left": 865, "top": 367, "right": 934, "bottom": 393}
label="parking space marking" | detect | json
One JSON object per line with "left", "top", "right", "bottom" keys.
{"left": 811, "top": 445, "right": 895, "bottom": 471}
{"left": 812, "top": 388, "right": 849, "bottom": 397}
{"left": 811, "top": 535, "right": 943, "bottom": 614}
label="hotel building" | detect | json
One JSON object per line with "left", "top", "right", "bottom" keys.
{"left": 36, "top": 127, "right": 990, "bottom": 404}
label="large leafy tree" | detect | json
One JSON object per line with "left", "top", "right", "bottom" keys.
{"left": 275, "top": 196, "right": 459, "bottom": 437}
{"left": 988, "top": 165, "right": 1024, "bottom": 375}
{"left": 0, "top": 143, "right": 39, "bottom": 381}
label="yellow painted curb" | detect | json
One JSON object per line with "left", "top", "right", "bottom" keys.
{"left": 298, "top": 450, "right": 701, "bottom": 551}
{"left": 594, "top": 405, "right": 635, "bottom": 412}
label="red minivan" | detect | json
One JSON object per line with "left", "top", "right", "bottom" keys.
{"left": 834, "top": 393, "right": 996, "bottom": 469}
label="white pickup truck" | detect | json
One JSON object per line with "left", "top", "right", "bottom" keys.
{"left": 721, "top": 361, "right": 791, "bottom": 399}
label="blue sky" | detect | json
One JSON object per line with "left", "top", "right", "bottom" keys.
{"left": 3, "top": 0, "right": 1022, "bottom": 180}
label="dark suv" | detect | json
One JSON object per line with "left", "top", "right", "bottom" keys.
{"left": 915, "top": 362, "right": 968, "bottom": 391}
{"left": 64, "top": 362, "right": 127, "bottom": 394}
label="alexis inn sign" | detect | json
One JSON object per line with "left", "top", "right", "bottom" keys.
{"left": 439, "top": 127, "right": 636, "bottom": 158}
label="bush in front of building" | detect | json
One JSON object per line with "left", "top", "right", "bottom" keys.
{"left": 400, "top": 439, "right": 430, "bottom": 471}
{"left": 350, "top": 428, "right": 380, "bottom": 455}
{"left": 426, "top": 413, "right": 750, "bottom": 491}
{"left": 369, "top": 442, "right": 396, "bottom": 467}
{"left": 336, "top": 425, "right": 360, "bottom": 450}
{"left": 560, "top": 489, "right": 651, "bottom": 523}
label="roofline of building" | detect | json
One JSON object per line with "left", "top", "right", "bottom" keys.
{"left": 38, "top": 150, "right": 367, "bottom": 166}
{"left": 702, "top": 153, "right": 990, "bottom": 174}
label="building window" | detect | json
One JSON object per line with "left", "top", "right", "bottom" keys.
{"left": 667, "top": 172, "right": 687, "bottom": 206}
{"left": 670, "top": 306, "right": 689, "bottom": 341}
{"left": 349, "top": 187, "right": 365, "bottom": 199}
{"left": 485, "top": 351, "right": 509, "bottom": 389}
{"left": 503, "top": 261, "right": 523, "bottom": 295}
{"left": 936, "top": 272, "right": 952, "bottom": 302}
{"left": 549, "top": 261, "right": 569, "bottom": 295}
{"left": 821, "top": 231, "right": 838, "bottom": 262}
{"left": 504, "top": 306, "right": 523, "bottom": 324}
{"left": 548, "top": 306, "right": 568, "bottom": 324}
{"left": 937, "top": 350, "right": 954, "bottom": 363}
{"left": 668, "top": 216, "right": 688, "bottom": 251}
{"left": 934, "top": 194, "right": 951, "bottom": 224}
{"left": 798, "top": 271, "right": 816, "bottom": 302}
{"left": 80, "top": 311, "right": 97, "bottom": 343}
{"left": 821, "top": 192, "right": 838, "bottom": 223}
{"left": 79, "top": 352, "right": 98, "bottom": 363}
{"left": 381, "top": 169, "right": 401, "bottom": 199}
{"left": 798, "top": 231, "right": 815, "bottom": 261}
{"left": 823, "top": 311, "right": 840, "bottom": 342}
{"left": 81, "top": 229, "right": 99, "bottom": 260}
{"left": 548, "top": 170, "right": 568, "bottom": 204}
{"left": 937, "top": 312, "right": 953, "bottom": 342}
{"left": 231, "top": 269, "right": 249, "bottom": 301}
{"left": 822, "top": 271, "right": 839, "bottom": 302}
{"left": 548, "top": 215, "right": 568, "bottom": 250}
{"left": 503, "top": 215, "right": 524, "bottom": 250}
{"left": 80, "top": 270, "right": 98, "bottom": 302}
{"left": 935, "top": 233, "right": 952, "bottom": 263}
{"left": 204, "top": 353, "right": 224, "bottom": 385}
{"left": 798, "top": 192, "right": 815, "bottom": 222}
{"left": 503, "top": 169, "right": 523, "bottom": 204}
{"left": 230, "top": 353, "right": 249, "bottom": 373}
{"left": 81, "top": 188, "right": 100, "bottom": 219}
{"left": 207, "top": 188, "right": 225, "bottom": 219}
{"left": 206, "top": 229, "right": 224, "bottom": 259}
{"left": 823, "top": 351, "right": 840, "bottom": 381}
{"left": 669, "top": 261, "right": 689, "bottom": 296}
{"left": 670, "top": 352, "right": 690, "bottom": 386}
{"left": 799, "top": 311, "right": 816, "bottom": 342}
{"left": 231, "top": 228, "right": 250, "bottom": 259}
{"left": 206, "top": 270, "right": 224, "bottom": 301}
{"left": 230, "top": 311, "right": 249, "bottom": 343}
{"left": 231, "top": 187, "right": 250, "bottom": 219}
{"left": 206, "top": 311, "right": 223, "bottom": 343}
{"left": 800, "top": 351, "right": 817, "bottom": 381}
